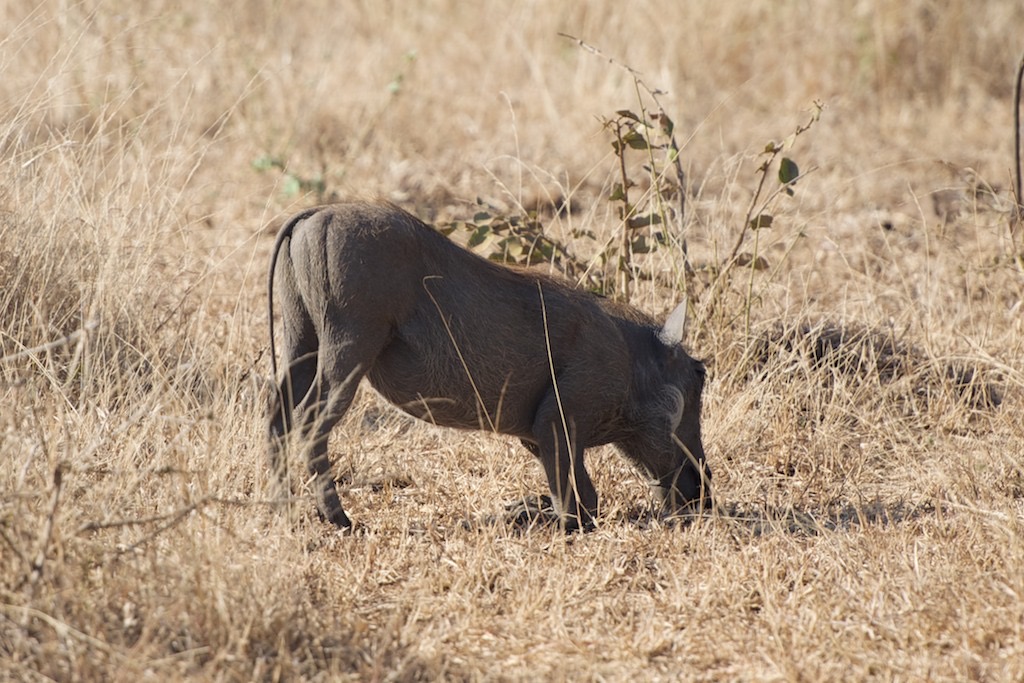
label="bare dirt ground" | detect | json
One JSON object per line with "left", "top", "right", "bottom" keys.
{"left": 2, "top": 1, "right": 1023, "bottom": 680}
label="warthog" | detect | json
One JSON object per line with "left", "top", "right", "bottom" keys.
{"left": 267, "top": 201, "right": 712, "bottom": 530}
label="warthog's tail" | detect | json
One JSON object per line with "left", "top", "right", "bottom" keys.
{"left": 267, "top": 206, "right": 325, "bottom": 380}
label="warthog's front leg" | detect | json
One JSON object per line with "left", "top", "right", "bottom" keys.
{"left": 530, "top": 393, "right": 598, "bottom": 531}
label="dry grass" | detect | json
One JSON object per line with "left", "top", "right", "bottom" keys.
{"left": 2, "top": 1, "right": 1024, "bottom": 680}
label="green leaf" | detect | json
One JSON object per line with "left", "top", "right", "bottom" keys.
{"left": 609, "top": 183, "right": 627, "bottom": 202}
{"left": 749, "top": 214, "right": 774, "bottom": 230}
{"left": 252, "top": 155, "right": 279, "bottom": 172}
{"left": 467, "top": 224, "right": 491, "bottom": 248}
{"left": 502, "top": 239, "right": 523, "bottom": 260}
{"left": 616, "top": 110, "right": 641, "bottom": 121}
{"left": 281, "top": 175, "right": 301, "bottom": 197}
{"left": 473, "top": 211, "right": 492, "bottom": 223}
{"left": 779, "top": 157, "right": 800, "bottom": 185}
{"left": 304, "top": 175, "right": 326, "bottom": 195}
{"left": 654, "top": 112, "right": 674, "bottom": 137}
{"left": 735, "top": 253, "right": 770, "bottom": 271}
{"left": 631, "top": 235, "right": 652, "bottom": 254}
{"left": 623, "top": 129, "right": 649, "bottom": 150}
{"left": 534, "top": 241, "right": 554, "bottom": 262}
{"left": 626, "top": 213, "right": 663, "bottom": 229}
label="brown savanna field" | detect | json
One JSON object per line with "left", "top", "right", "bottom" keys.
{"left": 3, "top": 1, "right": 1024, "bottom": 680}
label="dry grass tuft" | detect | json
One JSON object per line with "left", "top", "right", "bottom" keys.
{"left": 3, "top": 0, "right": 1024, "bottom": 680}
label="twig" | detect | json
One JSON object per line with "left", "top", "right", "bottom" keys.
{"left": 1, "top": 319, "right": 99, "bottom": 364}
{"left": 0, "top": 526, "right": 28, "bottom": 569}
{"left": 558, "top": 33, "right": 662, "bottom": 102}
{"left": 1013, "top": 49, "right": 1024, "bottom": 235}
{"left": 422, "top": 275, "right": 497, "bottom": 432}
{"left": 76, "top": 494, "right": 292, "bottom": 533}
{"left": 537, "top": 282, "right": 580, "bottom": 518}
{"left": 77, "top": 494, "right": 298, "bottom": 555}
{"left": 560, "top": 33, "right": 689, "bottom": 253}
{"left": 27, "top": 463, "right": 64, "bottom": 587}
{"left": 702, "top": 103, "right": 823, "bottom": 326}
{"left": 0, "top": 604, "right": 122, "bottom": 659}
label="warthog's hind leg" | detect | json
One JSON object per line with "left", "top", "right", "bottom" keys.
{"left": 267, "top": 352, "right": 317, "bottom": 494}
{"left": 269, "top": 351, "right": 355, "bottom": 528}
{"left": 292, "top": 363, "right": 361, "bottom": 529}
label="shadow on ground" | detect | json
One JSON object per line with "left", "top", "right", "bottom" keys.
{"left": 703, "top": 498, "right": 937, "bottom": 536}
{"left": 461, "top": 494, "right": 937, "bottom": 536}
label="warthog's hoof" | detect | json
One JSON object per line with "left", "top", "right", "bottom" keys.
{"left": 504, "top": 494, "right": 558, "bottom": 529}
{"left": 316, "top": 505, "right": 353, "bottom": 530}
{"left": 462, "top": 494, "right": 594, "bottom": 533}
{"left": 504, "top": 495, "right": 596, "bottom": 533}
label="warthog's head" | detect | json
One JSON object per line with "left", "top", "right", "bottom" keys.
{"left": 655, "top": 355, "right": 711, "bottom": 514}
{"left": 620, "top": 302, "right": 712, "bottom": 516}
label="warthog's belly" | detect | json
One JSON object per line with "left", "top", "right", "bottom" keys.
{"left": 367, "top": 335, "right": 538, "bottom": 437}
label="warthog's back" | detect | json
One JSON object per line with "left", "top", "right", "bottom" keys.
{"left": 283, "top": 202, "right": 632, "bottom": 437}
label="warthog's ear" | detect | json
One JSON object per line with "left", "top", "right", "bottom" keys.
{"left": 658, "top": 301, "right": 688, "bottom": 346}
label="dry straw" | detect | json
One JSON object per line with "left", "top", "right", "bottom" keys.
{"left": 2, "top": 1, "right": 1023, "bottom": 680}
